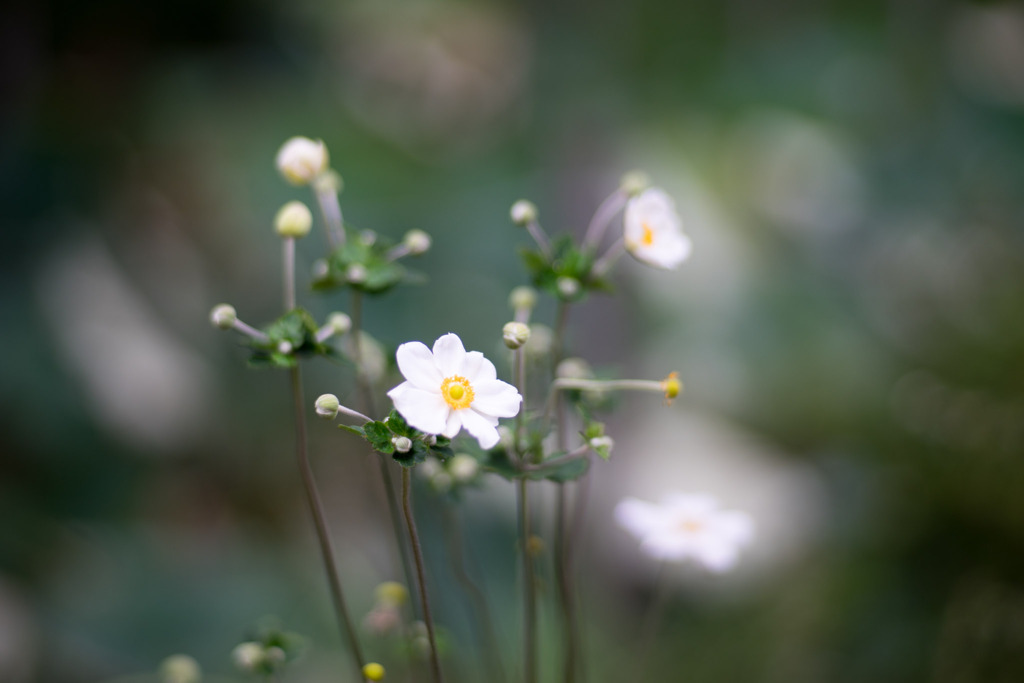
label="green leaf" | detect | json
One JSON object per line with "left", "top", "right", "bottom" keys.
{"left": 385, "top": 409, "right": 412, "bottom": 437}
{"left": 337, "top": 424, "right": 365, "bottom": 437}
{"left": 481, "top": 448, "right": 521, "bottom": 480}
{"left": 363, "top": 421, "right": 394, "bottom": 454}
{"left": 538, "top": 457, "right": 590, "bottom": 482}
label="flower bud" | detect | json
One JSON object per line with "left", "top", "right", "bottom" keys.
{"left": 347, "top": 264, "right": 368, "bottom": 284}
{"left": 375, "top": 581, "right": 409, "bottom": 606}
{"left": 312, "top": 258, "right": 329, "bottom": 280}
{"left": 510, "top": 199, "right": 537, "bottom": 225}
{"left": 423, "top": 434, "right": 437, "bottom": 446}
{"left": 403, "top": 229, "right": 432, "bottom": 255}
{"left": 392, "top": 436, "right": 412, "bottom": 453}
{"left": 620, "top": 170, "right": 651, "bottom": 197}
{"left": 276, "top": 136, "right": 329, "bottom": 186}
{"left": 509, "top": 286, "right": 537, "bottom": 312}
{"left": 274, "top": 201, "right": 313, "bottom": 238}
{"left": 502, "top": 321, "right": 531, "bottom": 349}
{"left": 326, "top": 312, "right": 352, "bottom": 335}
{"left": 363, "top": 662, "right": 386, "bottom": 681}
{"left": 359, "top": 229, "right": 377, "bottom": 246}
{"left": 449, "top": 453, "right": 479, "bottom": 483}
{"left": 589, "top": 435, "right": 614, "bottom": 454}
{"left": 661, "top": 371, "right": 682, "bottom": 403}
{"left": 557, "top": 357, "right": 592, "bottom": 380}
{"left": 277, "top": 341, "right": 293, "bottom": 354}
{"left": 210, "top": 304, "right": 237, "bottom": 330}
{"left": 232, "top": 642, "right": 264, "bottom": 672}
{"left": 264, "top": 646, "right": 286, "bottom": 666}
{"left": 556, "top": 276, "right": 580, "bottom": 298}
{"left": 315, "top": 394, "right": 340, "bottom": 419}
{"left": 160, "top": 655, "right": 201, "bottom": 683}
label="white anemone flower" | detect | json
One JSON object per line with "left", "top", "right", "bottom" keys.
{"left": 623, "top": 187, "right": 692, "bottom": 269}
{"left": 615, "top": 493, "right": 753, "bottom": 572}
{"left": 387, "top": 333, "right": 522, "bottom": 449}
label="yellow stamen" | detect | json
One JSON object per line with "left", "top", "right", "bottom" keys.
{"left": 641, "top": 222, "right": 655, "bottom": 246}
{"left": 677, "top": 519, "right": 702, "bottom": 533}
{"left": 441, "top": 375, "right": 475, "bottom": 410}
{"left": 661, "top": 371, "right": 681, "bottom": 404}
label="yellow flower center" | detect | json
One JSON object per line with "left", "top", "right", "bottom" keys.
{"left": 661, "top": 371, "right": 681, "bottom": 404}
{"left": 677, "top": 518, "right": 702, "bottom": 534}
{"left": 641, "top": 222, "right": 655, "bottom": 246}
{"left": 441, "top": 375, "right": 475, "bottom": 410}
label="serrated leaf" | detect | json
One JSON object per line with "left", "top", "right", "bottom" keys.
{"left": 385, "top": 409, "right": 412, "bottom": 437}
{"left": 363, "top": 421, "right": 394, "bottom": 454}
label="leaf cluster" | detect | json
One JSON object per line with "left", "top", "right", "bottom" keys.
{"left": 340, "top": 409, "right": 454, "bottom": 467}
{"left": 520, "top": 235, "right": 613, "bottom": 302}
{"left": 312, "top": 234, "right": 414, "bottom": 295}
{"left": 247, "top": 309, "right": 343, "bottom": 369}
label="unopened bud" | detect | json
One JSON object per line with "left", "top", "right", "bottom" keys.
{"left": 276, "top": 136, "right": 329, "bottom": 186}
{"left": 509, "top": 286, "right": 537, "bottom": 312}
{"left": 160, "top": 655, "right": 201, "bottom": 683}
{"left": 403, "top": 229, "right": 431, "bottom": 255}
{"left": 232, "top": 642, "right": 263, "bottom": 672}
{"left": 449, "top": 453, "right": 479, "bottom": 482}
{"left": 359, "top": 230, "right": 377, "bottom": 246}
{"left": 274, "top": 201, "right": 312, "bottom": 238}
{"left": 620, "top": 170, "right": 651, "bottom": 197}
{"left": 312, "top": 259, "right": 329, "bottom": 280}
{"left": 210, "top": 304, "right": 237, "bottom": 330}
{"left": 419, "top": 458, "right": 443, "bottom": 480}
{"left": 503, "top": 321, "right": 531, "bottom": 349}
{"left": 326, "top": 312, "right": 352, "bottom": 335}
{"left": 423, "top": 434, "right": 437, "bottom": 446}
{"left": 315, "top": 394, "right": 340, "bottom": 419}
{"left": 510, "top": 199, "right": 537, "bottom": 225}
{"left": 264, "top": 647, "right": 285, "bottom": 666}
{"left": 589, "top": 435, "right": 614, "bottom": 454}
{"left": 557, "top": 357, "right": 592, "bottom": 380}
{"left": 392, "top": 436, "right": 412, "bottom": 453}
{"left": 277, "top": 341, "right": 293, "bottom": 354}
{"left": 556, "top": 276, "right": 580, "bottom": 298}
{"left": 363, "top": 662, "right": 386, "bottom": 681}
{"left": 375, "top": 581, "right": 409, "bottom": 606}
{"left": 346, "top": 264, "right": 368, "bottom": 283}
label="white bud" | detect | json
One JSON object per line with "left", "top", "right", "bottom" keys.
{"left": 449, "top": 454, "right": 479, "bottom": 483}
{"left": 403, "top": 229, "right": 431, "bottom": 255}
{"left": 589, "top": 435, "right": 614, "bottom": 453}
{"left": 160, "top": 655, "right": 201, "bottom": 683}
{"left": 346, "top": 264, "right": 368, "bottom": 283}
{"left": 274, "top": 201, "right": 312, "bottom": 238}
{"left": 524, "top": 323, "right": 553, "bottom": 357}
{"left": 276, "top": 136, "right": 329, "bottom": 186}
{"left": 423, "top": 434, "right": 437, "bottom": 446}
{"left": 210, "top": 304, "right": 237, "bottom": 330}
{"left": 277, "top": 341, "right": 293, "bottom": 354}
{"left": 359, "top": 229, "right": 377, "bottom": 246}
{"left": 557, "top": 357, "right": 592, "bottom": 380}
{"left": 503, "top": 321, "right": 531, "bottom": 349}
{"left": 232, "top": 642, "right": 264, "bottom": 672}
{"left": 510, "top": 199, "right": 538, "bottom": 225}
{"left": 315, "top": 394, "right": 340, "bottom": 419}
{"left": 509, "top": 286, "right": 537, "bottom": 312}
{"left": 392, "top": 436, "right": 412, "bottom": 453}
{"left": 556, "top": 276, "right": 580, "bottom": 298}
{"left": 620, "top": 170, "right": 651, "bottom": 196}
{"left": 326, "top": 312, "right": 352, "bottom": 335}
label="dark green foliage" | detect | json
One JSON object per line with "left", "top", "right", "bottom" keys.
{"left": 342, "top": 410, "right": 453, "bottom": 467}
{"left": 520, "top": 235, "right": 613, "bottom": 302}
{"left": 311, "top": 231, "right": 419, "bottom": 295}
{"left": 246, "top": 309, "right": 343, "bottom": 369}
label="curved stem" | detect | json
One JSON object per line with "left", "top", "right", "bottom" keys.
{"left": 283, "top": 238, "right": 296, "bottom": 311}
{"left": 581, "top": 189, "right": 626, "bottom": 250}
{"left": 289, "top": 367, "right": 366, "bottom": 679}
{"left": 402, "top": 468, "right": 445, "bottom": 683}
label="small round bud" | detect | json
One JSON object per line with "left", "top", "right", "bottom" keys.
{"left": 557, "top": 357, "right": 592, "bottom": 380}
{"left": 503, "top": 321, "right": 531, "bottom": 349}
{"left": 363, "top": 662, "right": 386, "bottom": 681}
{"left": 509, "top": 286, "right": 537, "bottom": 312}
{"left": 326, "top": 312, "right": 352, "bottom": 335}
{"left": 375, "top": 581, "right": 409, "bottom": 606}
{"left": 313, "top": 168, "right": 343, "bottom": 194}
{"left": 589, "top": 435, "right": 614, "bottom": 454}
{"left": 232, "top": 642, "right": 263, "bottom": 672}
{"left": 662, "top": 371, "right": 682, "bottom": 403}
{"left": 346, "top": 264, "right": 368, "bottom": 283}
{"left": 312, "top": 258, "right": 329, "bottom": 280}
{"left": 392, "top": 436, "right": 412, "bottom": 453}
{"left": 210, "top": 304, "right": 237, "bottom": 330}
{"left": 620, "top": 170, "right": 651, "bottom": 196}
{"left": 277, "top": 341, "right": 293, "bottom": 354}
{"left": 264, "top": 646, "right": 286, "bottom": 666}
{"left": 556, "top": 276, "right": 580, "bottom": 298}
{"left": 274, "top": 201, "right": 313, "bottom": 238}
{"left": 423, "top": 434, "right": 437, "bottom": 446}
{"left": 524, "top": 324, "right": 553, "bottom": 357}
{"left": 315, "top": 394, "right": 340, "bottom": 419}
{"left": 359, "top": 229, "right": 377, "bottom": 246}
{"left": 403, "top": 229, "right": 432, "bottom": 255}
{"left": 510, "top": 199, "right": 538, "bottom": 225}
{"left": 276, "top": 136, "right": 329, "bottom": 186}
{"left": 160, "top": 655, "right": 201, "bottom": 683}
{"left": 449, "top": 454, "right": 479, "bottom": 483}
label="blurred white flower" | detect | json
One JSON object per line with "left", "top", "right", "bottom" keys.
{"left": 615, "top": 493, "right": 753, "bottom": 572}
{"left": 275, "top": 136, "right": 329, "bottom": 186}
{"left": 623, "top": 188, "right": 692, "bottom": 269}
{"left": 387, "top": 333, "right": 521, "bottom": 449}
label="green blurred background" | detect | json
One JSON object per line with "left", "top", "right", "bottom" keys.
{"left": 3, "top": 0, "right": 1024, "bottom": 681}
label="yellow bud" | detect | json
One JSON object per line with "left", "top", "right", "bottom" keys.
{"left": 274, "top": 201, "right": 313, "bottom": 238}
{"left": 363, "top": 662, "right": 386, "bottom": 681}
{"left": 375, "top": 581, "right": 408, "bottom": 607}
{"left": 276, "top": 136, "right": 329, "bottom": 186}
{"left": 661, "top": 371, "right": 682, "bottom": 404}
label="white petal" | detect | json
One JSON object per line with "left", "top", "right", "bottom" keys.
{"left": 712, "top": 511, "right": 755, "bottom": 546}
{"left": 442, "top": 411, "right": 463, "bottom": 439}
{"left": 694, "top": 538, "right": 740, "bottom": 573}
{"left": 459, "top": 409, "right": 501, "bottom": 449}
{"left": 662, "top": 493, "right": 718, "bottom": 517}
{"left": 462, "top": 351, "right": 496, "bottom": 383}
{"left": 388, "top": 383, "right": 448, "bottom": 434}
{"left": 396, "top": 341, "right": 443, "bottom": 390}
{"left": 614, "top": 498, "right": 662, "bottom": 538}
{"left": 472, "top": 379, "right": 522, "bottom": 418}
{"left": 432, "top": 333, "right": 467, "bottom": 377}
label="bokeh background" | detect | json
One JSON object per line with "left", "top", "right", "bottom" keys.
{"left": 3, "top": 0, "right": 1024, "bottom": 681}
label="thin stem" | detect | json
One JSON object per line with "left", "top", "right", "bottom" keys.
{"left": 402, "top": 468, "right": 445, "bottom": 683}
{"left": 289, "top": 367, "right": 366, "bottom": 679}
{"left": 592, "top": 237, "right": 625, "bottom": 276}
{"left": 314, "top": 183, "right": 345, "bottom": 250}
{"left": 335, "top": 405, "right": 373, "bottom": 424}
{"left": 440, "top": 501, "right": 506, "bottom": 683}
{"left": 514, "top": 347, "right": 527, "bottom": 460}
{"left": 520, "top": 445, "right": 590, "bottom": 472}
{"left": 231, "top": 319, "right": 270, "bottom": 342}
{"left": 283, "top": 238, "right": 296, "bottom": 311}
{"left": 517, "top": 476, "right": 537, "bottom": 683}
{"left": 633, "top": 563, "right": 673, "bottom": 682}
{"left": 582, "top": 189, "right": 626, "bottom": 250}
{"left": 526, "top": 219, "right": 552, "bottom": 257}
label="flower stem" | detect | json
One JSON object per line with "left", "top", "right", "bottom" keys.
{"left": 632, "top": 562, "right": 673, "bottom": 681}
{"left": 582, "top": 189, "right": 626, "bottom": 250}
{"left": 313, "top": 182, "right": 345, "bottom": 250}
{"left": 516, "top": 476, "right": 537, "bottom": 683}
{"left": 289, "top": 366, "right": 365, "bottom": 679}
{"left": 283, "top": 237, "right": 296, "bottom": 311}
{"left": 401, "top": 468, "right": 445, "bottom": 683}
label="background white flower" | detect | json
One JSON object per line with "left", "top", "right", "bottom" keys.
{"left": 615, "top": 493, "right": 753, "bottom": 572}
{"left": 623, "top": 187, "right": 692, "bottom": 269}
{"left": 387, "top": 333, "right": 522, "bottom": 449}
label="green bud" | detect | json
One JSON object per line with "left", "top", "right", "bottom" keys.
{"left": 556, "top": 276, "right": 580, "bottom": 298}
{"left": 392, "top": 435, "right": 412, "bottom": 453}
{"left": 315, "top": 394, "right": 340, "bottom": 419}
{"left": 620, "top": 170, "right": 651, "bottom": 197}
{"left": 326, "top": 312, "right": 351, "bottom": 335}
{"left": 210, "top": 304, "right": 237, "bottom": 330}
{"left": 160, "top": 655, "right": 201, "bottom": 683}
{"left": 274, "top": 201, "right": 313, "bottom": 238}
{"left": 502, "top": 321, "right": 531, "bottom": 349}
{"left": 509, "top": 286, "right": 537, "bottom": 312}
{"left": 403, "top": 229, "right": 432, "bottom": 255}
{"left": 231, "top": 642, "right": 264, "bottom": 672}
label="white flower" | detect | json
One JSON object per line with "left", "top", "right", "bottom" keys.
{"left": 387, "top": 333, "right": 522, "bottom": 449}
{"left": 623, "top": 188, "right": 692, "bottom": 269}
{"left": 615, "top": 493, "right": 753, "bottom": 572}
{"left": 275, "top": 136, "right": 329, "bottom": 186}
